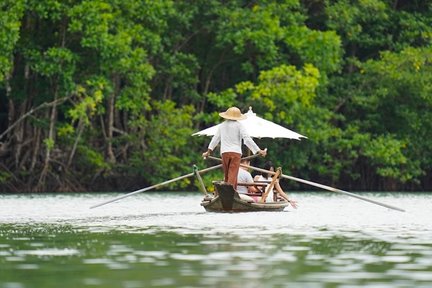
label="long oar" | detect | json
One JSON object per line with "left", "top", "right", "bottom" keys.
{"left": 90, "top": 164, "right": 222, "bottom": 209}
{"left": 245, "top": 164, "right": 405, "bottom": 212}
{"left": 207, "top": 156, "right": 405, "bottom": 212}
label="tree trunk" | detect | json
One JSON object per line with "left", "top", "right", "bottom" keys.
{"left": 5, "top": 64, "right": 14, "bottom": 142}
{"left": 106, "top": 74, "right": 120, "bottom": 163}
{"left": 13, "top": 100, "right": 27, "bottom": 169}
{"left": 37, "top": 85, "right": 58, "bottom": 191}
{"left": 106, "top": 93, "right": 116, "bottom": 163}
{"left": 348, "top": 45, "right": 357, "bottom": 74}
{"left": 163, "top": 76, "right": 173, "bottom": 100}
{"left": 66, "top": 117, "right": 84, "bottom": 169}
{"left": 30, "top": 126, "right": 41, "bottom": 173}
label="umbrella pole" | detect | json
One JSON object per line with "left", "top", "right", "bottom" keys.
{"left": 90, "top": 164, "right": 222, "bottom": 209}
{"left": 242, "top": 163, "right": 405, "bottom": 212}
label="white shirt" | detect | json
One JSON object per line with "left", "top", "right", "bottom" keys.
{"left": 208, "top": 120, "right": 260, "bottom": 155}
{"left": 237, "top": 168, "right": 254, "bottom": 194}
{"left": 255, "top": 175, "right": 274, "bottom": 202}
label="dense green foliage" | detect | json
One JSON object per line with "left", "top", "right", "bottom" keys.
{"left": 0, "top": 0, "right": 431, "bottom": 192}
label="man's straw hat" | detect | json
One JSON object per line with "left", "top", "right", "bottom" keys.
{"left": 219, "top": 107, "right": 247, "bottom": 120}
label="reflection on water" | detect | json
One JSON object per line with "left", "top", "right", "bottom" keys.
{"left": 0, "top": 192, "right": 432, "bottom": 287}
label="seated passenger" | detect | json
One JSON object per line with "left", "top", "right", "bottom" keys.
{"left": 237, "top": 158, "right": 260, "bottom": 194}
{"left": 254, "top": 161, "right": 298, "bottom": 208}
{"left": 236, "top": 158, "right": 266, "bottom": 203}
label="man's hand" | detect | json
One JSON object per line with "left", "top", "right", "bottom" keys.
{"left": 202, "top": 149, "right": 212, "bottom": 158}
{"left": 257, "top": 148, "right": 267, "bottom": 157}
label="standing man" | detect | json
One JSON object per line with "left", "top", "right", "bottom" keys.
{"left": 202, "top": 107, "right": 267, "bottom": 189}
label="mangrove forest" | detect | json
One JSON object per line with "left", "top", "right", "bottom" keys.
{"left": 0, "top": 0, "right": 431, "bottom": 192}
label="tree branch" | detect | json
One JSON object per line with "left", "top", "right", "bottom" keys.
{"left": 0, "top": 96, "right": 69, "bottom": 141}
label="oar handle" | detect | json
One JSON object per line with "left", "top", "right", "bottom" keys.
{"left": 241, "top": 153, "right": 261, "bottom": 161}
{"left": 207, "top": 156, "right": 220, "bottom": 161}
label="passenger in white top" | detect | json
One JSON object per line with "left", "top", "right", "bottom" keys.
{"left": 237, "top": 159, "right": 260, "bottom": 194}
{"left": 255, "top": 173, "right": 274, "bottom": 202}
{"left": 202, "top": 107, "right": 266, "bottom": 189}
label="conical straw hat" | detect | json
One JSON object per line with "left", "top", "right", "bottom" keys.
{"left": 219, "top": 107, "right": 247, "bottom": 120}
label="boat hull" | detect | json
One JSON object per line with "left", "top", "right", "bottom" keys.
{"left": 201, "top": 181, "right": 289, "bottom": 212}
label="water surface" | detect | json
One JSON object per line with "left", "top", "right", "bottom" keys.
{"left": 1, "top": 191, "right": 431, "bottom": 287}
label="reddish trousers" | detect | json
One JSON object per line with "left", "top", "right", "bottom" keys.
{"left": 221, "top": 152, "right": 241, "bottom": 189}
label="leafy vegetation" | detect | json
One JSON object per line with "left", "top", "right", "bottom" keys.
{"left": 0, "top": 0, "right": 430, "bottom": 192}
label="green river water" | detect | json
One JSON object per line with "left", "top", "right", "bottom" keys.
{"left": 0, "top": 192, "right": 431, "bottom": 288}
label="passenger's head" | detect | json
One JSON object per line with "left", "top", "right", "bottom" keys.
{"left": 240, "top": 158, "right": 251, "bottom": 170}
{"left": 263, "top": 161, "right": 274, "bottom": 179}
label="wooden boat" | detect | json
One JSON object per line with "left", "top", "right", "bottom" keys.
{"left": 200, "top": 181, "right": 290, "bottom": 212}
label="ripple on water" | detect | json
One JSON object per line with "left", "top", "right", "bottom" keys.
{"left": 15, "top": 248, "right": 80, "bottom": 257}
{"left": 15, "top": 264, "right": 39, "bottom": 270}
{"left": 387, "top": 270, "right": 432, "bottom": 281}
{"left": 83, "top": 258, "right": 114, "bottom": 265}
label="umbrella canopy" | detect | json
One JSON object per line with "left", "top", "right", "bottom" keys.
{"left": 192, "top": 107, "right": 306, "bottom": 140}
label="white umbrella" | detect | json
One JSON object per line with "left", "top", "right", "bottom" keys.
{"left": 192, "top": 107, "right": 306, "bottom": 140}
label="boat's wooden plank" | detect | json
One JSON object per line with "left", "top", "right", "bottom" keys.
{"left": 260, "top": 168, "right": 281, "bottom": 203}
